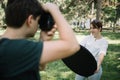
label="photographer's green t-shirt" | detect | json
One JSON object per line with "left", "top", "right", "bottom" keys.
{"left": 0, "top": 38, "right": 43, "bottom": 80}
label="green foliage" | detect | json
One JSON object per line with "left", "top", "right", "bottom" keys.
{"left": 102, "top": 7, "right": 116, "bottom": 22}
{"left": 1, "top": 0, "right": 119, "bottom": 28}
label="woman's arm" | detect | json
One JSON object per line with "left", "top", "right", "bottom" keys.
{"left": 95, "top": 53, "right": 105, "bottom": 73}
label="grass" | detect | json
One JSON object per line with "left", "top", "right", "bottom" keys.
{"left": 40, "top": 31, "right": 120, "bottom": 80}
{"left": 101, "top": 44, "right": 120, "bottom": 80}
{"left": 0, "top": 29, "right": 120, "bottom": 80}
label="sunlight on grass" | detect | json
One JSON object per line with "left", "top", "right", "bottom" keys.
{"left": 60, "top": 71, "right": 73, "bottom": 78}
{"left": 40, "top": 71, "right": 75, "bottom": 80}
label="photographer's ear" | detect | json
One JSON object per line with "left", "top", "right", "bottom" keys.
{"left": 26, "top": 15, "right": 34, "bottom": 27}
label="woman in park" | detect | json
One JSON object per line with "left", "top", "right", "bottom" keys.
{"left": 75, "top": 20, "right": 108, "bottom": 80}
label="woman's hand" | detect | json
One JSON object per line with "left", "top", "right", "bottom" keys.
{"left": 94, "top": 65, "right": 100, "bottom": 73}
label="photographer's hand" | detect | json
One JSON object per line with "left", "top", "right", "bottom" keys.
{"left": 42, "top": 3, "right": 59, "bottom": 13}
{"left": 39, "top": 25, "right": 57, "bottom": 41}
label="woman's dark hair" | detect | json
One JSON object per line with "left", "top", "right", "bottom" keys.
{"left": 91, "top": 20, "right": 102, "bottom": 32}
{"left": 5, "top": 0, "right": 43, "bottom": 28}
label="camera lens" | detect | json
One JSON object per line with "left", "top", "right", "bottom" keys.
{"left": 39, "top": 12, "right": 55, "bottom": 31}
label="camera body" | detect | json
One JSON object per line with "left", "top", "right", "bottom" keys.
{"left": 39, "top": 12, "right": 55, "bottom": 31}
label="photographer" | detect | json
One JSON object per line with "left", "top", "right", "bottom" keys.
{"left": 0, "top": 0, "right": 79, "bottom": 80}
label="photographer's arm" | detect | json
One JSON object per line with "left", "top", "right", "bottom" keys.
{"left": 39, "top": 25, "right": 56, "bottom": 71}
{"left": 40, "top": 3, "right": 80, "bottom": 64}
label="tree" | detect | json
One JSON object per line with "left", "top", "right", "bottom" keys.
{"left": 116, "top": 0, "right": 120, "bottom": 21}
{"left": 96, "top": 0, "right": 102, "bottom": 20}
{"left": 0, "top": 0, "right": 119, "bottom": 31}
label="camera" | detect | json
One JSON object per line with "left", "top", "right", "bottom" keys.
{"left": 38, "top": 12, "right": 55, "bottom": 31}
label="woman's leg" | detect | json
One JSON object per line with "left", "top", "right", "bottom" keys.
{"left": 75, "top": 74, "right": 85, "bottom": 80}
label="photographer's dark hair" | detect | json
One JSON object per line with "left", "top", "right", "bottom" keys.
{"left": 91, "top": 20, "right": 102, "bottom": 32}
{"left": 5, "top": 0, "right": 43, "bottom": 28}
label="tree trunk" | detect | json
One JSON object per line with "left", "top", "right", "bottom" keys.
{"left": 113, "top": 0, "right": 117, "bottom": 32}
{"left": 96, "top": 0, "right": 102, "bottom": 20}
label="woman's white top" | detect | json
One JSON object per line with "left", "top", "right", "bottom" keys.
{"left": 80, "top": 34, "right": 108, "bottom": 61}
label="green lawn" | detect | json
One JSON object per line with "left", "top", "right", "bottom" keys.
{"left": 0, "top": 29, "right": 120, "bottom": 80}
{"left": 40, "top": 31, "right": 120, "bottom": 80}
